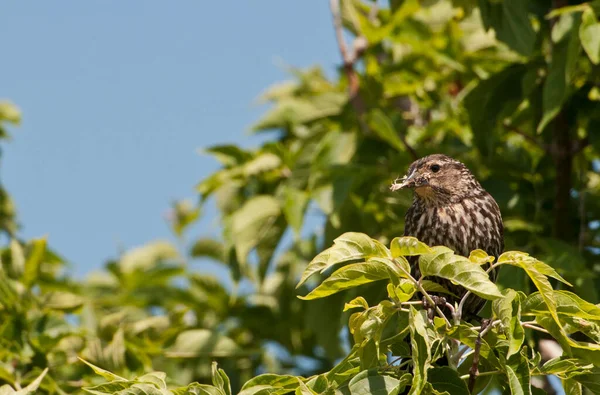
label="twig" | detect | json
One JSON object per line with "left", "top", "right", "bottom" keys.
{"left": 470, "top": 319, "right": 502, "bottom": 332}
{"left": 400, "top": 133, "right": 418, "bottom": 160}
{"left": 522, "top": 322, "right": 550, "bottom": 334}
{"left": 468, "top": 318, "right": 494, "bottom": 393}
{"left": 329, "top": 0, "right": 368, "bottom": 134}
{"left": 394, "top": 260, "right": 451, "bottom": 327}
{"left": 380, "top": 357, "right": 412, "bottom": 371}
{"left": 460, "top": 370, "right": 501, "bottom": 380}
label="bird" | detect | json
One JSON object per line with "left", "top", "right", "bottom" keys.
{"left": 390, "top": 154, "right": 504, "bottom": 317}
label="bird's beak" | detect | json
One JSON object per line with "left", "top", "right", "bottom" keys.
{"left": 390, "top": 171, "right": 416, "bottom": 191}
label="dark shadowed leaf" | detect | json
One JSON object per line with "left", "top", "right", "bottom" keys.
{"left": 427, "top": 367, "right": 469, "bottom": 395}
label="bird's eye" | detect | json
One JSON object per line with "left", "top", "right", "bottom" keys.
{"left": 430, "top": 164, "right": 441, "bottom": 173}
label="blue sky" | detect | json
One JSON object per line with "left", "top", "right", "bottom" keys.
{"left": 1, "top": 1, "right": 338, "bottom": 276}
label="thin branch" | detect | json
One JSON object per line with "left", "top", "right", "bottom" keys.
{"left": 400, "top": 133, "right": 418, "bottom": 161}
{"left": 329, "top": 0, "right": 368, "bottom": 134}
{"left": 470, "top": 319, "right": 502, "bottom": 332}
{"left": 395, "top": 260, "right": 451, "bottom": 327}
{"left": 461, "top": 370, "right": 501, "bottom": 380}
{"left": 468, "top": 319, "right": 494, "bottom": 393}
{"left": 522, "top": 322, "right": 550, "bottom": 334}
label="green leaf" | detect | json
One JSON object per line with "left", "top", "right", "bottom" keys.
{"left": 499, "top": 252, "right": 572, "bottom": 342}
{"left": 166, "top": 329, "right": 243, "bottom": 358}
{"left": 562, "top": 379, "right": 582, "bottom": 395}
{"left": 9, "top": 239, "right": 24, "bottom": 276}
{"left": 427, "top": 367, "right": 469, "bottom": 395}
{"left": 137, "top": 372, "right": 167, "bottom": 389}
{"left": 408, "top": 307, "right": 431, "bottom": 395}
{"left": 172, "top": 383, "right": 225, "bottom": 395}
{"left": 390, "top": 237, "right": 432, "bottom": 257}
{"left": 468, "top": 250, "right": 495, "bottom": 265}
{"left": 119, "top": 240, "right": 179, "bottom": 273}
{"left": 367, "top": 109, "right": 406, "bottom": 153}
{"left": 505, "top": 365, "right": 526, "bottom": 395}
{"left": 281, "top": 185, "right": 309, "bottom": 238}
{"left": 0, "top": 368, "right": 49, "bottom": 395}
{"left": 231, "top": 195, "right": 281, "bottom": 265}
{"left": 538, "top": 13, "right": 581, "bottom": 132}
{"left": 492, "top": 289, "right": 525, "bottom": 357}
{"left": 579, "top": 8, "right": 600, "bottom": 64}
{"left": 299, "top": 261, "right": 390, "bottom": 300}
{"left": 79, "top": 358, "right": 127, "bottom": 381}
{"left": 212, "top": 362, "right": 231, "bottom": 395}
{"left": 0, "top": 101, "right": 21, "bottom": 124}
{"left": 295, "top": 379, "right": 317, "bottom": 395}
{"left": 252, "top": 93, "right": 346, "bottom": 131}
{"left": 241, "top": 375, "right": 298, "bottom": 393}
{"left": 23, "top": 237, "right": 47, "bottom": 287}
{"left": 190, "top": 238, "right": 225, "bottom": 261}
{"left": 421, "top": 280, "right": 457, "bottom": 297}
{"left": 297, "top": 232, "right": 391, "bottom": 288}
{"left": 571, "top": 368, "right": 600, "bottom": 393}
{"left": 344, "top": 296, "right": 369, "bottom": 311}
{"left": 522, "top": 290, "right": 600, "bottom": 321}
{"left": 464, "top": 64, "right": 527, "bottom": 156}
{"left": 387, "top": 279, "right": 416, "bottom": 303}
{"left": 171, "top": 199, "right": 201, "bottom": 237}
{"left": 448, "top": 324, "right": 500, "bottom": 368}
{"left": 479, "top": 0, "right": 536, "bottom": 56}
{"left": 203, "top": 144, "right": 252, "bottom": 167}
{"left": 538, "top": 357, "right": 593, "bottom": 379}
{"left": 347, "top": 369, "right": 402, "bottom": 395}
{"left": 503, "top": 350, "right": 532, "bottom": 395}
{"left": 419, "top": 246, "right": 502, "bottom": 300}
{"left": 43, "top": 291, "right": 85, "bottom": 312}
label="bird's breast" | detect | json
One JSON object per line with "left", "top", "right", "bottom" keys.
{"left": 408, "top": 195, "right": 503, "bottom": 258}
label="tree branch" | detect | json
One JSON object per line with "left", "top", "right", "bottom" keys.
{"left": 468, "top": 318, "right": 494, "bottom": 393}
{"left": 329, "top": 0, "right": 368, "bottom": 134}
{"left": 394, "top": 261, "right": 451, "bottom": 327}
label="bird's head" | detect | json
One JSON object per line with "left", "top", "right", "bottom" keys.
{"left": 390, "top": 154, "right": 479, "bottom": 202}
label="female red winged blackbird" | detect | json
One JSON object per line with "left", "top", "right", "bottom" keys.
{"left": 390, "top": 154, "right": 504, "bottom": 316}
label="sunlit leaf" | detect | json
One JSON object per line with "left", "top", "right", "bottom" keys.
{"left": 492, "top": 289, "right": 525, "bottom": 357}
{"left": 297, "top": 232, "right": 391, "bottom": 288}
{"left": 299, "top": 261, "right": 390, "bottom": 300}
{"left": 419, "top": 246, "right": 502, "bottom": 300}
{"left": 166, "top": 329, "right": 244, "bottom": 358}
{"left": 579, "top": 8, "right": 600, "bottom": 64}
{"left": 390, "top": 237, "right": 432, "bottom": 257}
{"left": 408, "top": 307, "right": 430, "bottom": 395}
